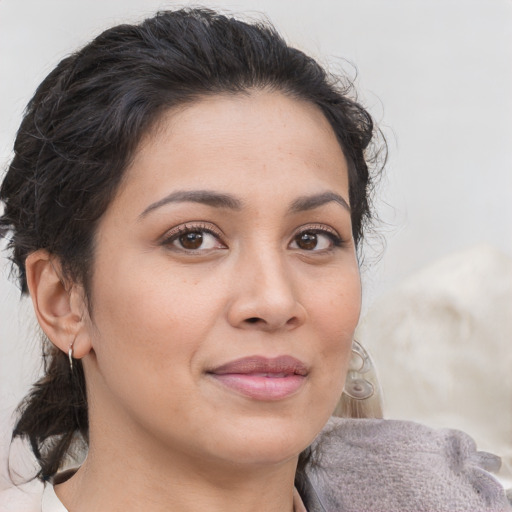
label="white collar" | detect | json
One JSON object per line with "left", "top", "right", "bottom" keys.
{"left": 41, "top": 483, "right": 68, "bottom": 512}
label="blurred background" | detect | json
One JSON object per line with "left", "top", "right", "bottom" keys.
{"left": 1, "top": 0, "right": 511, "bottom": 494}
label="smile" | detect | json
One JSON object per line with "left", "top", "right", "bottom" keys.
{"left": 207, "top": 356, "right": 308, "bottom": 401}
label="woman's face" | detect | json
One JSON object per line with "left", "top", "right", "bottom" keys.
{"left": 82, "top": 91, "right": 361, "bottom": 468}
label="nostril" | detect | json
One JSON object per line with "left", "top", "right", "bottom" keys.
{"left": 246, "top": 317, "right": 261, "bottom": 324}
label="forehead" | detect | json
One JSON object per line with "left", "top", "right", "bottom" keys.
{"left": 116, "top": 91, "right": 349, "bottom": 213}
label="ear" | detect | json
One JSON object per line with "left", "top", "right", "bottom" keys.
{"left": 25, "top": 250, "right": 92, "bottom": 360}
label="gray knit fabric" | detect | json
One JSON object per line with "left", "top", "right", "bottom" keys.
{"left": 300, "top": 417, "right": 511, "bottom": 512}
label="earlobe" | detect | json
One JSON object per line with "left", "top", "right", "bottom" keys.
{"left": 25, "top": 250, "right": 92, "bottom": 360}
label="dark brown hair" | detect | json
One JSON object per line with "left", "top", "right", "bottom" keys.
{"left": 0, "top": 7, "right": 383, "bottom": 481}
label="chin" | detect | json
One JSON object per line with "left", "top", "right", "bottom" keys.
{"left": 205, "top": 412, "right": 326, "bottom": 467}
{"left": 217, "top": 436, "right": 307, "bottom": 467}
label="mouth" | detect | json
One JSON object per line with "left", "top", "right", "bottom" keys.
{"left": 207, "top": 356, "right": 309, "bottom": 401}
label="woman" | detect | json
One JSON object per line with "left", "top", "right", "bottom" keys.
{"left": 1, "top": 8, "right": 509, "bottom": 512}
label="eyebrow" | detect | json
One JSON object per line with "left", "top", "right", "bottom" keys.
{"left": 139, "top": 189, "right": 350, "bottom": 220}
{"left": 139, "top": 190, "right": 244, "bottom": 219}
{"left": 289, "top": 191, "right": 350, "bottom": 213}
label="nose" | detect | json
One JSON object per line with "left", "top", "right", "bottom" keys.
{"left": 226, "top": 249, "right": 307, "bottom": 332}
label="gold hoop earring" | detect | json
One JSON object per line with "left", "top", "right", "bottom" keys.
{"left": 342, "top": 340, "right": 375, "bottom": 400}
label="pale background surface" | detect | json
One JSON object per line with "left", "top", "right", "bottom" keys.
{"left": 1, "top": 0, "right": 511, "bottom": 494}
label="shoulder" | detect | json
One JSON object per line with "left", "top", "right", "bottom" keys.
{"left": 0, "top": 476, "right": 70, "bottom": 512}
{"left": 0, "top": 483, "right": 68, "bottom": 512}
{"left": 300, "top": 417, "right": 512, "bottom": 512}
{"left": 0, "top": 482, "right": 43, "bottom": 512}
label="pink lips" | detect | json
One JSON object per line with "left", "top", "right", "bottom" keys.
{"left": 208, "top": 356, "right": 308, "bottom": 401}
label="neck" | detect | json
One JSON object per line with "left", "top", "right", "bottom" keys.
{"left": 56, "top": 400, "right": 299, "bottom": 512}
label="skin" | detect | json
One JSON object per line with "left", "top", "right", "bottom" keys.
{"left": 26, "top": 90, "right": 361, "bottom": 511}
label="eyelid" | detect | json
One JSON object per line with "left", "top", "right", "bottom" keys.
{"left": 289, "top": 223, "right": 345, "bottom": 249}
{"left": 160, "top": 221, "right": 226, "bottom": 248}
{"left": 293, "top": 223, "right": 342, "bottom": 239}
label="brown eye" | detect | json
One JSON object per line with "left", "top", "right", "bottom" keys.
{"left": 179, "top": 231, "right": 203, "bottom": 249}
{"left": 289, "top": 227, "right": 341, "bottom": 252}
{"left": 163, "top": 225, "right": 226, "bottom": 252}
{"left": 295, "top": 232, "right": 318, "bottom": 250}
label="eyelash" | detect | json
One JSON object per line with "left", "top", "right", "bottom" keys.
{"left": 160, "top": 222, "right": 226, "bottom": 252}
{"left": 160, "top": 222, "right": 344, "bottom": 253}
{"left": 290, "top": 223, "right": 344, "bottom": 251}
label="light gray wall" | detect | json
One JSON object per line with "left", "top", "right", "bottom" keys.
{"left": 1, "top": 0, "right": 511, "bottom": 416}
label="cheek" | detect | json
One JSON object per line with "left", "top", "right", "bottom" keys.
{"left": 310, "top": 266, "right": 361, "bottom": 390}
{"left": 312, "top": 263, "right": 361, "bottom": 338}
{"left": 86, "top": 254, "right": 215, "bottom": 375}
{"left": 84, "top": 262, "right": 211, "bottom": 424}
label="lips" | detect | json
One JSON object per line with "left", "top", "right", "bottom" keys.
{"left": 207, "top": 356, "right": 308, "bottom": 401}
